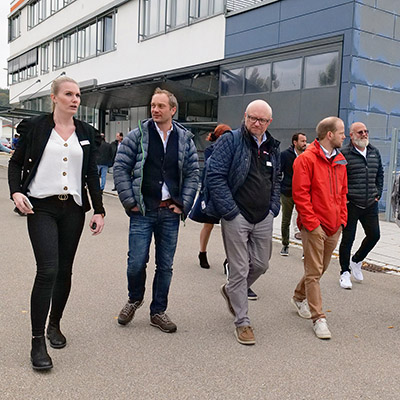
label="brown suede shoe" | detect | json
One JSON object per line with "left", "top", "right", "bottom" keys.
{"left": 235, "top": 325, "right": 255, "bottom": 345}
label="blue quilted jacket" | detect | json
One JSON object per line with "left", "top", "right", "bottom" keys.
{"left": 207, "top": 125, "right": 281, "bottom": 220}
{"left": 113, "top": 119, "right": 199, "bottom": 218}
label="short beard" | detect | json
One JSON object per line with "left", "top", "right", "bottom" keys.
{"left": 353, "top": 137, "right": 369, "bottom": 149}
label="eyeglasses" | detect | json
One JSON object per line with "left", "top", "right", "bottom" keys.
{"left": 355, "top": 129, "right": 369, "bottom": 135}
{"left": 246, "top": 115, "right": 270, "bottom": 125}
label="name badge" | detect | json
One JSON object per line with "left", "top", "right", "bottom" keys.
{"left": 266, "top": 161, "right": 272, "bottom": 167}
{"left": 80, "top": 140, "right": 90, "bottom": 146}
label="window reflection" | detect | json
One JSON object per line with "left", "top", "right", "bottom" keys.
{"left": 271, "top": 58, "right": 302, "bottom": 92}
{"left": 221, "top": 68, "right": 244, "bottom": 96}
{"left": 245, "top": 63, "right": 271, "bottom": 94}
{"left": 304, "top": 52, "right": 338, "bottom": 89}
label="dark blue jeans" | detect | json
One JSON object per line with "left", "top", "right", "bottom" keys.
{"left": 339, "top": 202, "right": 380, "bottom": 274}
{"left": 27, "top": 196, "right": 85, "bottom": 337}
{"left": 127, "top": 208, "right": 180, "bottom": 315}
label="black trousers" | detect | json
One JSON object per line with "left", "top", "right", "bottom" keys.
{"left": 27, "top": 196, "right": 85, "bottom": 337}
{"left": 339, "top": 201, "right": 380, "bottom": 274}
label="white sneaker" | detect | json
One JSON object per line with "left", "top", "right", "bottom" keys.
{"left": 350, "top": 259, "right": 364, "bottom": 282}
{"left": 313, "top": 318, "right": 331, "bottom": 339}
{"left": 339, "top": 271, "right": 352, "bottom": 289}
{"left": 291, "top": 298, "right": 311, "bottom": 319}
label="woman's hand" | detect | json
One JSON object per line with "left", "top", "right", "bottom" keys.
{"left": 12, "top": 192, "right": 34, "bottom": 215}
{"left": 89, "top": 214, "right": 105, "bottom": 235}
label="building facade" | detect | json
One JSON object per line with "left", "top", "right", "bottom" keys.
{"left": 7, "top": 0, "right": 400, "bottom": 210}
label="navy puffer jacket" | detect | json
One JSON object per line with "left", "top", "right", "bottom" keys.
{"left": 113, "top": 119, "right": 199, "bottom": 218}
{"left": 207, "top": 125, "right": 281, "bottom": 220}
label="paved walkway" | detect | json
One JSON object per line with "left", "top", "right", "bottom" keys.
{"left": 2, "top": 151, "right": 399, "bottom": 272}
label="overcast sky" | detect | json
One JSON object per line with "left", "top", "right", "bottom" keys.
{"left": 0, "top": 2, "right": 10, "bottom": 89}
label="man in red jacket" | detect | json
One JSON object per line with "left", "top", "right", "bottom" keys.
{"left": 291, "top": 116, "right": 347, "bottom": 340}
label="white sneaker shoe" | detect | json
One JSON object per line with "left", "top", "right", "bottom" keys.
{"left": 313, "top": 318, "right": 331, "bottom": 339}
{"left": 350, "top": 259, "right": 364, "bottom": 282}
{"left": 339, "top": 271, "right": 352, "bottom": 289}
{"left": 291, "top": 298, "right": 311, "bottom": 319}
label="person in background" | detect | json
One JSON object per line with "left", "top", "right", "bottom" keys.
{"left": 190, "top": 124, "right": 231, "bottom": 269}
{"left": 338, "top": 122, "right": 383, "bottom": 289}
{"left": 291, "top": 117, "right": 347, "bottom": 340}
{"left": 12, "top": 133, "right": 20, "bottom": 150}
{"left": 111, "top": 132, "right": 124, "bottom": 191}
{"left": 114, "top": 88, "right": 199, "bottom": 334}
{"left": 8, "top": 76, "right": 105, "bottom": 371}
{"left": 96, "top": 133, "right": 113, "bottom": 192}
{"left": 280, "top": 132, "right": 307, "bottom": 256}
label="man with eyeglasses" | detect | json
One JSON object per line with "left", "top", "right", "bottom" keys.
{"left": 338, "top": 122, "right": 383, "bottom": 289}
{"left": 207, "top": 100, "right": 281, "bottom": 345}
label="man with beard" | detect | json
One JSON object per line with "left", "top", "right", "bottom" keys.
{"left": 280, "top": 132, "right": 307, "bottom": 256}
{"left": 291, "top": 117, "right": 347, "bottom": 340}
{"left": 338, "top": 122, "right": 383, "bottom": 289}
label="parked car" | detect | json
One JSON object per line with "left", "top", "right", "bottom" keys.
{"left": 0, "top": 138, "right": 11, "bottom": 149}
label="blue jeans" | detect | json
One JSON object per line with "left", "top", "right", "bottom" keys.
{"left": 127, "top": 208, "right": 180, "bottom": 315}
{"left": 339, "top": 201, "right": 380, "bottom": 274}
{"left": 97, "top": 165, "right": 108, "bottom": 190}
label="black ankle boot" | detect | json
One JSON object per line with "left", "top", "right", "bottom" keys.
{"left": 198, "top": 252, "right": 210, "bottom": 269}
{"left": 46, "top": 322, "right": 67, "bottom": 349}
{"left": 31, "top": 336, "right": 53, "bottom": 370}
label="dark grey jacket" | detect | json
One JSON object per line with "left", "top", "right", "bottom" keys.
{"left": 341, "top": 142, "right": 384, "bottom": 208}
{"left": 113, "top": 119, "right": 199, "bottom": 218}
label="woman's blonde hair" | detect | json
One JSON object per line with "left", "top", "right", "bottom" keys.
{"left": 50, "top": 76, "right": 79, "bottom": 111}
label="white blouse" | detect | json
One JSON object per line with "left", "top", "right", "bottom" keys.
{"left": 28, "top": 129, "right": 83, "bottom": 206}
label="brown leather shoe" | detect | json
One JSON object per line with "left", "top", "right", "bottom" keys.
{"left": 220, "top": 284, "right": 235, "bottom": 317}
{"left": 235, "top": 325, "right": 255, "bottom": 345}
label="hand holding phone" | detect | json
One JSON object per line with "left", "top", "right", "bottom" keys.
{"left": 23, "top": 197, "right": 33, "bottom": 210}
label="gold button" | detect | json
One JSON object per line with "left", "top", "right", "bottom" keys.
{"left": 63, "top": 186, "right": 68, "bottom": 191}
{"left": 62, "top": 172, "right": 67, "bottom": 176}
{"left": 28, "top": 158, "right": 32, "bottom": 162}
{"left": 63, "top": 157, "right": 68, "bottom": 162}
{"left": 64, "top": 143, "right": 68, "bottom": 147}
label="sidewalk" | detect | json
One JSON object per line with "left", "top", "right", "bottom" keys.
{"left": 2, "top": 152, "right": 399, "bottom": 271}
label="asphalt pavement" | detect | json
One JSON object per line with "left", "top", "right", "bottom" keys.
{"left": 1, "top": 156, "right": 400, "bottom": 399}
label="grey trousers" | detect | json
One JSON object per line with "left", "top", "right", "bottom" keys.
{"left": 221, "top": 212, "right": 274, "bottom": 327}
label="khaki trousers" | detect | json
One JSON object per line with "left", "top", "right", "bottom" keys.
{"left": 293, "top": 225, "right": 342, "bottom": 321}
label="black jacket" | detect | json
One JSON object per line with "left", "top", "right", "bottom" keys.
{"left": 280, "top": 145, "right": 296, "bottom": 197}
{"left": 97, "top": 139, "right": 113, "bottom": 166}
{"left": 8, "top": 113, "right": 105, "bottom": 215}
{"left": 341, "top": 142, "right": 384, "bottom": 208}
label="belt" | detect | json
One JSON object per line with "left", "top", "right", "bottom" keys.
{"left": 57, "top": 194, "right": 69, "bottom": 201}
{"left": 159, "top": 199, "right": 173, "bottom": 208}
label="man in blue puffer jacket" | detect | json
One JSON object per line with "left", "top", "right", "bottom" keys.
{"left": 207, "top": 99, "right": 281, "bottom": 345}
{"left": 113, "top": 88, "right": 199, "bottom": 333}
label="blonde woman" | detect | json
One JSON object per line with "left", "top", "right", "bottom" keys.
{"left": 9, "top": 76, "right": 105, "bottom": 370}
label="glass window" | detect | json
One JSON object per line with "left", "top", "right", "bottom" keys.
{"left": 98, "top": 14, "right": 114, "bottom": 53}
{"left": 304, "top": 52, "right": 338, "bottom": 89}
{"left": 64, "top": 32, "right": 77, "bottom": 65}
{"left": 271, "top": 58, "right": 302, "bottom": 92}
{"left": 8, "top": 13, "right": 21, "bottom": 41}
{"left": 167, "top": 0, "right": 188, "bottom": 29}
{"left": 142, "top": 0, "right": 166, "bottom": 37}
{"left": 245, "top": 63, "right": 271, "bottom": 94}
{"left": 221, "top": 68, "right": 244, "bottom": 96}
{"left": 53, "top": 38, "right": 63, "bottom": 69}
{"left": 40, "top": 44, "right": 50, "bottom": 74}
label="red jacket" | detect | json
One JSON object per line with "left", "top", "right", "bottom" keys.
{"left": 292, "top": 139, "right": 348, "bottom": 236}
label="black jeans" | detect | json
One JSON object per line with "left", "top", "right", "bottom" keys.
{"left": 339, "top": 202, "right": 380, "bottom": 274}
{"left": 27, "top": 196, "right": 85, "bottom": 337}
